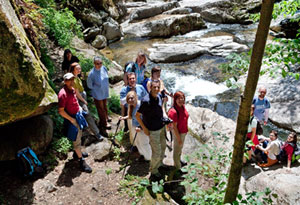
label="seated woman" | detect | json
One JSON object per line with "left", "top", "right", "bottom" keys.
{"left": 279, "top": 132, "right": 297, "bottom": 169}
{"left": 243, "top": 105, "right": 259, "bottom": 164}
{"left": 256, "top": 130, "right": 281, "bottom": 167}
{"left": 119, "top": 91, "right": 152, "bottom": 161}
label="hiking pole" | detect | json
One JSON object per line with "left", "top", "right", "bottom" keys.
{"left": 164, "top": 127, "right": 172, "bottom": 152}
{"left": 122, "top": 132, "right": 138, "bottom": 178}
{"left": 105, "top": 119, "right": 121, "bottom": 165}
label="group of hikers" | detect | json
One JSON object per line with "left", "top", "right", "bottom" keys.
{"left": 58, "top": 50, "right": 189, "bottom": 179}
{"left": 243, "top": 86, "right": 299, "bottom": 169}
{"left": 58, "top": 49, "right": 298, "bottom": 176}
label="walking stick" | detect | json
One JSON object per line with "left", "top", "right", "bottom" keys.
{"left": 122, "top": 132, "right": 138, "bottom": 177}
{"left": 165, "top": 127, "right": 173, "bottom": 152}
{"left": 105, "top": 119, "right": 121, "bottom": 165}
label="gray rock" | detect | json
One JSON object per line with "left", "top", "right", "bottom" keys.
{"left": 163, "top": 7, "right": 192, "bottom": 15}
{"left": 85, "top": 138, "right": 112, "bottom": 161}
{"left": 270, "top": 13, "right": 300, "bottom": 39}
{"left": 101, "top": 21, "right": 123, "bottom": 42}
{"left": 92, "top": 35, "right": 107, "bottom": 49}
{"left": 80, "top": 9, "right": 106, "bottom": 27}
{"left": 0, "top": 115, "right": 53, "bottom": 161}
{"left": 123, "top": 13, "right": 206, "bottom": 38}
{"left": 148, "top": 36, "right": 249, "bottom": 63}
{"left": 83, "top": 27, "right": 102, "bottom": 42}
{"left": 129, "top": 1, "right": 179, "bottom": 22}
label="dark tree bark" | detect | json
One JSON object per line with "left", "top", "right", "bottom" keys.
{"left": 223, "top": 0, "right": 275, "bottom": 203}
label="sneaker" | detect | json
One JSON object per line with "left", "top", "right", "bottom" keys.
{"left": 80, "top": 159, "right": 92, "bottom": 173}
{"left": 95, "top": 133, "right": 104, "bottom": 142}
{"left": 105, "top": 123, "right": 112, "bottom": 130}
{"left": 73, "top": 151, "right": 89, "bottom": 159}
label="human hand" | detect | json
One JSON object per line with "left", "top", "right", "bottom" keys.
{"left": 84, "top": 100, "right": 88, "bottom": 105}
{"left": 70, "top": 118, "right": 77, "bottom": 125}
{"left": 119, "top": 116, "right": 124, "bottom": 121}
{"left": 135, "top": 127, "right": 141, "bottom": 132}
{"left": 264, "top": 121, "right": 267, "bottom": 126}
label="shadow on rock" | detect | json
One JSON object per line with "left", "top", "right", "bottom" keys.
{"left": 56, "top": 159, "right": 81, "bottom": 187}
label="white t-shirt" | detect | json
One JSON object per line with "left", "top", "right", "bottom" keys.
{"left": 248, "top": 117, "right": 257, "bottom": 133}
{"left": 267, "top": 139, "right": 281, "bottom": 160}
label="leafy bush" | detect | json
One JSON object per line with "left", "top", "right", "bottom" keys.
{"left": 40, "top": 7, "right": 82, "bottom": 48}
{"left": 52, "top": 137, "right": 73, "bottom": 155}
{"left": 79, "top": 58, "right": 94, "bottom": 73}
{"left": 108, "top": 89, "right": 121, "bottom": 114}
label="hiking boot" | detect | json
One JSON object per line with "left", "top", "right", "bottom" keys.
{"left": 105, "top": 123, "right": 112, "bottom": 130}
{"left": 95, "top": 133, "right": 104, "bottom": 142}
{"left": 73, "top": 151, "right": 88, "bottom": 160}
{"left": 107, "top": 117, "right": 112, "bottom": 122}
{"left": 149, "top": 172, "right": 162, "bottom": 181}
{"left": 80, "top": 159, "right": 92, "bottom": 173}
{"left": 180, "top": 160, "right": 187, "bottom": 167}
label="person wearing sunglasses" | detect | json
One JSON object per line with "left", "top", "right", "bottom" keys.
{"left": 87, "top": 56, "right": 110, "bottom": 136}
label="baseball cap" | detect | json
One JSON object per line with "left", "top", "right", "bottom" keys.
{"left": 63, "top": 73, "right": 75, "bottom": 80}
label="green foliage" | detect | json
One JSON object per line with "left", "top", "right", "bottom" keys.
{"left": 105, "top": 168, "right": 113, "bottom": 176}
{"left": 108, "top": 89, "right": 121, "bottom": 114}
{"left": 181, "top": 134, "right": 276, "bottom": 204}
{"left": 79, "top": 58, "right": 94, "bottom": 73}
{"left": 48, "top": 107, "right": 64, "bottom": 138}
{"left": 219, "top": 52, "right": 250, "bottom": 87}
{"left": 272, "top": 0, "right": 300, "bottom": 19}
{"left": 33, "top": 0, "right": 55, "bottom": 8}
{"left": 52, "top": 137, "right": 73, "bottom": 155}
{"left": 40, "top": 7, "right": 82, "bottom": 48}
{"left": 40, "top": 45, "right": 56, "bottom": 79}
{"left": 113, "top": 147, "right": 122, "bottom": 161}
{"left": 249, "top": 13, "right": 260, "bottom": 23}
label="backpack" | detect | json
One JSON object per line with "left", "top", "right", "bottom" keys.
{"left": 124, "top": 61, "right": 136, "bottom": 73}
{"left": 16, "top": 147, "right": 43, "bottom": 177}
{"left": 250, "top": 116, "right": 263, "bottom": 135}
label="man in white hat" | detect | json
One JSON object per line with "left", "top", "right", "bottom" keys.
{"left": 58, "top": 73, "right": 92, "bottom": 173}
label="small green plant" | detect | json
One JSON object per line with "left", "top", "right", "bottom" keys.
{"left": 108, "top": 89, "right": 121, "bottom": 114}
{"left": 40, "top": 7, "right": 82, "bottom": 48}
{"left": 233, "top": 188, "right": 278, "bottom": 204}
{"left": 113, "top": 147, "right": 122, "bottom": 161}
{"left": 48, "top": 107, "right": 64, "bottom": 138}
{"left": 79, "top": 57, "right": 94, "bottom": 73}
{"left": 52, "top": 137, "right": 73, "bottom": 155}
{"left": 105, "top": 168, "right": 113, "bottom": 176}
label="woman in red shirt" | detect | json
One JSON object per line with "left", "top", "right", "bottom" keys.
{"left": 281, "top": 132, "right": 297, "bottom": 169}
{"left": 168, "top": 91, "right": 189, "bottom": 169}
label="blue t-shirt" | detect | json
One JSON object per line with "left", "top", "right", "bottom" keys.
{"left": 132, "top": 101, "right": 141, "bottom": 127}
{"left": 120, "top": 84, "right": 148, "bottom": 106}
{"left": 252, "top": 97, "right": 271, "bottom": 121}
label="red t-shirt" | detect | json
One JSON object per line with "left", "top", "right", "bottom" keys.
{"left": 282, "top": 143, "right": 294, "bottom": 161}
{"left": 58, "top": 86, "right": 79, "bottom": 115}
{"left": 168, "top": 105, "right": 189, "bottom": 133}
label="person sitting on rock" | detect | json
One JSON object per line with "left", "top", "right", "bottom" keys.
{"left": 136, "top": 80, "right": 166, "bottom": 179}
{"left": 256, "top": 130, "right": 281, "bottom": 167}
{"left": 61, "top": 49, "right": 79, "bottom": 74}
{"left": 278, "top": 132, "right": 297, "bottom": 169}
{"left": 119, "top": 91, "right": 152, "bottom": 161}
{"left": 58, "top": 73, "right": 92, "bottom": 173}
{"left": 70, "top": 62, "right": 104, "bottom": 142}
{"left": 243, "top": 105, "right": 260, "bottom": 164}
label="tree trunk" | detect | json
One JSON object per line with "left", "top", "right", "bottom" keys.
{"left": 223, "top": 0, "right": 275, "bottom": 203}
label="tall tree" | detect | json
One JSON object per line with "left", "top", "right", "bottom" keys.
{"left": 223, "top": 0, "right": 275, "bottom": 203}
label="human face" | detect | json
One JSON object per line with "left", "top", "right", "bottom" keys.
{"left": 137, "top": 54, "right": 145, "bottom": 65}
{"left": 151, "top": 82, "right": 160, "bottom": 96}
{"left": 94, "top": 60, "right": 102, "bottom": 70}
{"left": 269, "top": 132, "right": 276, "bottom": 141}
{"left": 66, "top": 53, "right": 72, "bottom": 61}
{"left": 287, "top": 134, "right": 294, "bottom": 142}
{"left": 152, "top": 70, "right": 161, "bottom": 79}
{"left": 74, "top": 65, "right": 81, "bottom": 76}
{"left": 176, "top": 95, "right": 185, "bottom": 107}
{"left": 259, "top": 88, "right": 267, "bottom": 98}
{"left": 128, "top": 74, "right": 136, "bottom": 87}
{"left": 127, "top": 94, "right": 135, "bottom": 105}
{"left": 64, "top": 78, "right": 74, "bottom": 89}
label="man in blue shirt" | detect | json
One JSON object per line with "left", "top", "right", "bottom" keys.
{"left": 87, "top": 57, "right": 110, "bottom": 136}
{"left": 252, "top": 86, "right": 271, "bottom": 126}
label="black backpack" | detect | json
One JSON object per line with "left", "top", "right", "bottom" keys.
{"left": 16, "top": 147, "right": 44, "bottom": 177}
{"left": 124, "top": 61, "right": 136, "bottom": 73}
{"left": 250, "top": 116, "right": 263, "bottom": 135}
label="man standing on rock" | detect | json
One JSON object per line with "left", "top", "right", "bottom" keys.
{"left": 136, "top": 80, "right": 166, "bottom": 179}
{"left": 58, "top": 73, "right": 92, "bottom": 173}
{"left": 252, "top": 86, "right": 271, "bottom": 126}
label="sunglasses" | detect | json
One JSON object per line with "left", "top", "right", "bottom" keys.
{"left": 95, "top": 62, "right": 102, "bottom": 65}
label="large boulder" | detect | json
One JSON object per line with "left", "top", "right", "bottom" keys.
{"left": 101, "top": 18, "right": 124, "bottom": 42}
{"left": 148, "top": 36, "right": 249, "bottom": 63}
{"left": 92, "top": 35, "right": 107, "bottom": 49}
{"left": 122, "top": 13, "right": 206, "bottom": 38}
{"left": 0, "top": 115, "right": 53, "bottom": 161}
{"left": 270, "top": 13, "right": 300, "bottom": 39}
{"left": 0, "top": 0, "right": 56, "bottom": 125}
{"left": 179, "top": 0, "right": 257, "bottom": 24}
{"left": 129, "top": 1, "right": 179, "bottom": 22}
